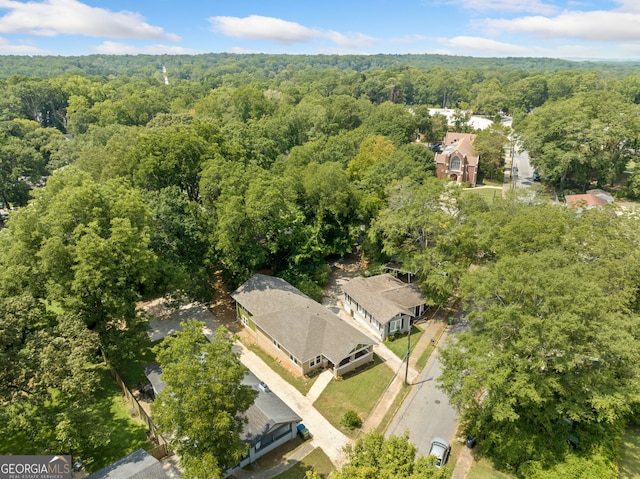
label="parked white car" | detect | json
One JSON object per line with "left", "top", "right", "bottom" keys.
{"left": 428, "top": 437, "right": 451, "bottom": 468}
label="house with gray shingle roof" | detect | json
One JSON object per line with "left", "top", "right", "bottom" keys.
{"left": 342, "top": 274, "right": 426, "bottom": 340}
{"left": 144, "top": 364, "right": 301, "bottom": 476}
{"left": 85, "top": 449, "right": 169, "bottom": 479}
{"left": 231, "top": 274, "right": 376, "bottom": 378}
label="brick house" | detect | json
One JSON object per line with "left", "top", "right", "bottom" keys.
{"left": 434, "top": 132, "right": 479, "bottom": 186}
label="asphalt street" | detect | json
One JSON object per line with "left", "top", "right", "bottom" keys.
{"left": 512, "top": 148, "right": 535, "bottom": 188}
{"left": 385, "top": 335, "right": 458, "bottom": 458}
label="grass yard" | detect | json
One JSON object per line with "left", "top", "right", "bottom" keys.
{"left": 254, "top": 437, "right": 306, "bottom": 470}
{"left": 461, "top": 186, "right": 502, "bottom": 204}
{"left": 313, "top": 354, "right": 394, "bottom": 436}
{"left": 414, "top": 321, "right": 446, "bottom": 371}
{"left": 270, "top": 447, "right": 334, "bottom": 479}
{"left": 415, "top": 344, "right": 435, "bottom": 370}
{"left": 384, "top": 326, "right": 424, "bottom": 360}
{"left": 77, "top": 366, "right": 152, "bottom": 472}
{"left": 117, "top": 331, "right": 158, "bottom": 388}
{"left": 2, "top": 366, "right": 151, "bottom": 473}
{"left": 376, "top": 382, "right": 411, "bottom": 434}
{"left": 619, "top": 427, "right": 640, "bottom": 479}
{"left": 467, "top": 456, "right": 516, "bottom": 479}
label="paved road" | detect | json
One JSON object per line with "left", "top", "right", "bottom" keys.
{"left": 511, "top": 148, "right": 535, "bottom": 189}
{"left": 385, "top": 336, "right": 458, "bottom": 458}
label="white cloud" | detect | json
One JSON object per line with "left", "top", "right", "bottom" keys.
{"left": 0, "top": 35, "right": 48, "bottom": 53}
{"left": 0, "top": 0, "right": 180, "bottom": 40}
{"left": 208, "top": 15, "right": 375, "bottom": 48}
{"left": 616, "top": 0, "right": 640, "bottom": 13}
{"left": 446, "top": 0, "right": 558, "bottom": 15}
{"left": 94, "top": 41, "right": 203, "bottom": 55}
{"left": 482, "top": 10, "right": 640, "bottom": 42}
{"left": 438, "top": 36, "right": 532, "bottom": 55}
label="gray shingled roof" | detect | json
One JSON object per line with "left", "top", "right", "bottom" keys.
{"left": 143, "top": 364, "right": 301, "bottom": 448}
{"left": 86, "top": 449, "right": 168, "bottom": 479}
{"left": 342, "top": 274, "right": 425, "bottom": 324}
{"left": 144, "top": 363, "right": 166, "bottom": 395}
{"left": 231, "top": 274, "right": 376, "bottom": 364}
{"left": 241, "top": 370, "right": 301, "bottom": 445}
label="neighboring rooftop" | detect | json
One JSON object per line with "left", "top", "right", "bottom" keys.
{"left": 342, "top": 274, "right": 425, "bottom": 325}
{"left": 85, "top": 449, "right": 168, "bottom": 479}
{"left": 241, "top": 369, "right": 301, "bottom": 446}
{"left": 143, "top": 363, "right": 301, "bottom": 447}
{"left": 565, "top": 193, "right": 612, "bottom": 209}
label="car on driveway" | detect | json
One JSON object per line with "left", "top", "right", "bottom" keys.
{"left": 428, "top": 437, "right": 451, "bottom": 468}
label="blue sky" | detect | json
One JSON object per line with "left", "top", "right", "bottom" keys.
{"left": 0, "top": 0, "right": 638, "bottom": 60}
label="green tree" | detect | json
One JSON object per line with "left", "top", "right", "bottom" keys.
{"left": 332, "top": 433, "right": 447, "bottom": 479}
{"left": 126, "top": 122, "right": 220, "bottom": 202}
{"left": 473, "top": 124, "right": 509, "bottom": 181}
{"left": 439, "top": 210, "right": 640, "bottom": 475}
{"left": 370, "top": 177, "right": 468, "bottom": 306}
{"left": 0, "top": 168, "right": 156, "bottom": 365}
{"left": 518, "top": 91, "right": 640, "bottom": 190}
{"left": 145, "top": 186, "right": 213, "bottom": 301}
{"left": 0, "top": 295, "right": 99, "bottom": 455}
{"left": 346, "top": 135, "right": 396, "bottom": 180}
{"left": 152, "top": 320, "right": 257, "bottom": 479}
{"left": 362, "top": 101, "right": 417, "bottom": 146}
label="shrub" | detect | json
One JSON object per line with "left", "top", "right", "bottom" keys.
{"left": 341, "top": 410, "right": 362, "bottom": 430}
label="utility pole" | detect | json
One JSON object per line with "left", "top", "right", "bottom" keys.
{"left": 404, "top": 321, "right": 411, "bottom": 385}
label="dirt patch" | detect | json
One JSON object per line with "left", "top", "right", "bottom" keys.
{"left": 209, "top": 272, "right": 242, "bottom": 333}
{"left": 322, "top": 252, "right": 367, "bottom": 303}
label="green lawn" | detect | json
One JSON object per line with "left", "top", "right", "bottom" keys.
{"left": 3, "top": 366, "right": 151, "bottom": 473}
{"left": 414, "top": 321, "right": 446, "bottom": 371}
{"left": 270, "top": 447, "right": 335, "bottom": 479}
{"left": 619, "top": 427, "right": 640, "bottom": 479}
{"left": 467, "top": 456, "right": 515, "bottom": 479}
{"left": 384, "top": 326, "right": 424, "bottom": 360}
{"left": 376, "top": 382, "right": 411, "bottom": 434}
{"left": 117, "top": 331, "right": 158, "bottom": 388}
{"left": 75, "top": 367, "right": 153, "bottom": 472}
{"left": 462, "top": 187, "right": 502, "bottom": 204}
{"left": 314, "top": 354, "right": 394, "bottom": 436}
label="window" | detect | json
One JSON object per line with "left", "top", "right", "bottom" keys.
{"left": 289, "top": 353, "right": 299, "bottom": 365}
{"left": 390, "top": 318, "right": 402, "bottom": 333}
{"left": 273, "top": 339, "right": 280, "bottom": 349}
{"left": 449, "top": 156, "right": 461, "bottom": 171}
{"left": 310, "top": 355, "right": 322, "bottom": 367}
{"left": 241, "top": 315, "right": 248, "bottom": 327}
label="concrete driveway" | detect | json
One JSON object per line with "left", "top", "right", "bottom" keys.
{"left": 142, "top": 296, "right": 351, "bottom": 472}
{"left": 141, "top": 298, "right": 220, "bottom": 342}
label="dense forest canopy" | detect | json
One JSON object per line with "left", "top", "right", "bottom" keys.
{"left": 1, "top": 53, "right": 639, "bottom": 80}
{"left": 0, "top": 52, "right": 639, "bottom": 478}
